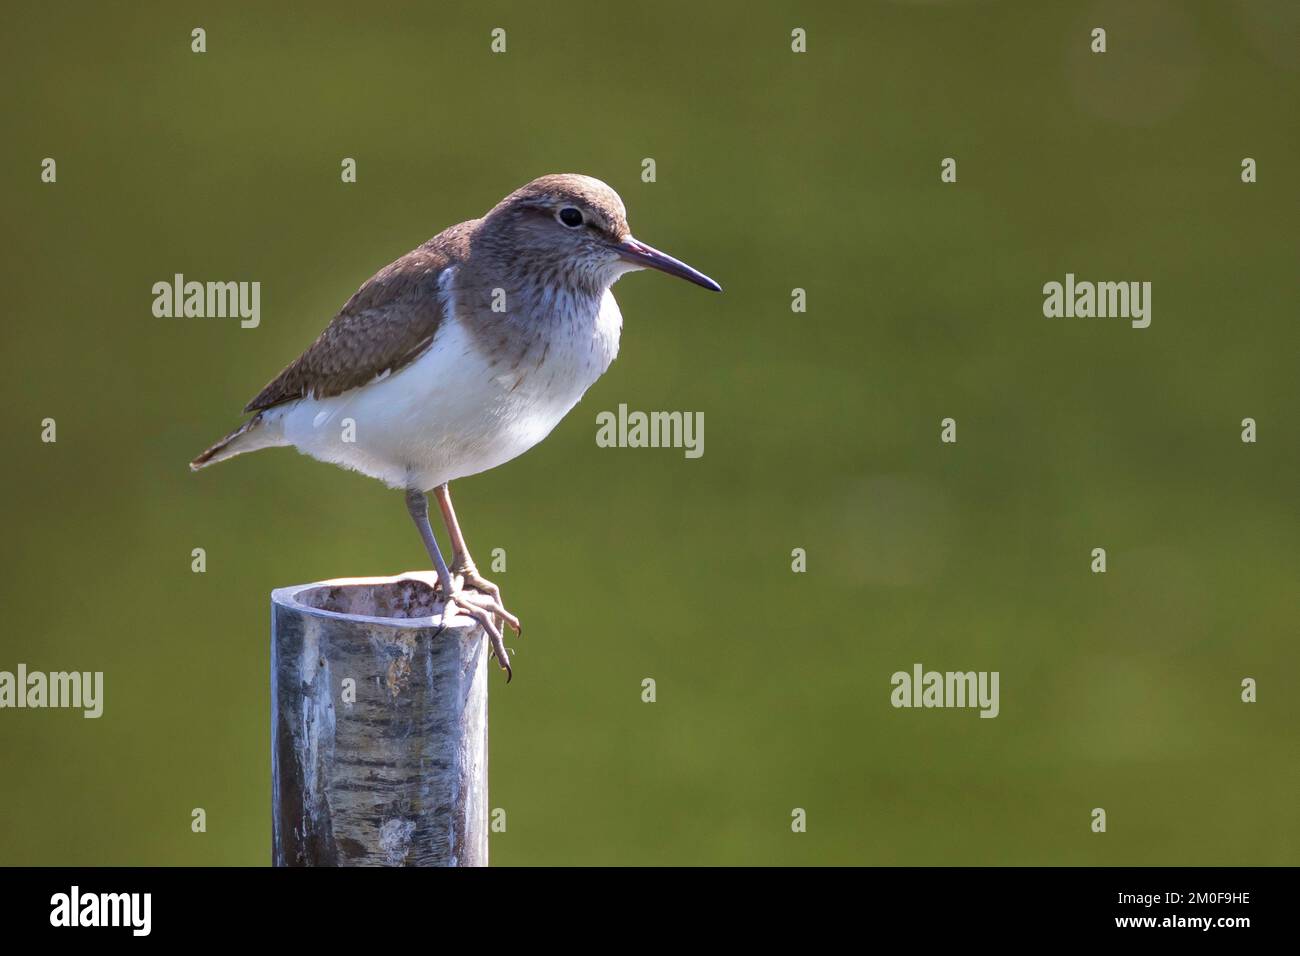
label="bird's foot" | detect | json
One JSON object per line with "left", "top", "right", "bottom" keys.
{"left": 438, "top": 561, "right": 520, "bottom": 682}
{"left": 445, "top": 589, "right": 514, "bottom": 682}
{"left": 450, "top": 559, "right": 522, "bottom": 636}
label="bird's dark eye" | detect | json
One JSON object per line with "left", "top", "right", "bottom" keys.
{"left": 558, "top": 207, "right": 583, "bottom": 228}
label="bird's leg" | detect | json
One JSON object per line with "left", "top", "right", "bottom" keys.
{"left": 433, "top": 483, "right": 521, "bottom": 635}
{"left": 405, "top": 488, "right": 512, "bottom": 680}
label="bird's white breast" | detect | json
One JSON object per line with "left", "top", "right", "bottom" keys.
{"left": 274, "top": 270, "right": 622, "bottom": 490}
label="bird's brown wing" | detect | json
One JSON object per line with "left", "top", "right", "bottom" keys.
{"left": 243, "top": 223, "right": 475, "bottom": 413}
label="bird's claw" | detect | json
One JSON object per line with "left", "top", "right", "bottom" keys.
{"left": 450, "top": 560, "right": 522, "bottom": 636}
{"left": 445, "top": 590, "right": 514, "bottom": 682}
{"left": 441, "top": 560, "right": 519, "bottom": 681}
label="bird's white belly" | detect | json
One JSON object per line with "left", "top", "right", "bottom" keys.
{"left": 275, "top": 296, "right": 621, "bottom": 490}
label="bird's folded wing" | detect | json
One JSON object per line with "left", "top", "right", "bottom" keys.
{"left": 244, "top": 230, "right": 469, "bottom": 413}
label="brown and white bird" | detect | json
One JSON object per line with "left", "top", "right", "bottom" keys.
{"left": 190, "top": 174, "right": 721, "bottom": 678}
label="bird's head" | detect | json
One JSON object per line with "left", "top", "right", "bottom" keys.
{"left": 482, "top": 174, "right": 721, "bottom": 294}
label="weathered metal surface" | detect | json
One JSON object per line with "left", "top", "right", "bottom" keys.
{"left": 271, "top": 571, "right": 488, "bottom": 867}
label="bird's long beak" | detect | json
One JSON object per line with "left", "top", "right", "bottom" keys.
{"left": 614, "top": 237, "right": 722, "bottom": 292}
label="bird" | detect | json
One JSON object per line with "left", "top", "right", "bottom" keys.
{"left": 190, "top": 174, "right": 721, "bottom": 680}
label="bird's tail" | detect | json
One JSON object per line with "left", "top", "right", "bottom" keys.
{"left": 190, "top": 412, "right": 281, "bottom": 470}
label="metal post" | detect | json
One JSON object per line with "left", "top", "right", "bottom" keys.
{"left": 271, "top": 571, "right": 488, "bottom": 866}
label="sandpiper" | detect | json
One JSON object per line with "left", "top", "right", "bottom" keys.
{"left": 191, "top": 174, "right": 721, "bottom": 679}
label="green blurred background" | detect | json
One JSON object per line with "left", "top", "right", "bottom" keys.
{"left": 1, "top": 0, "right": 1296, "bottom": 865}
